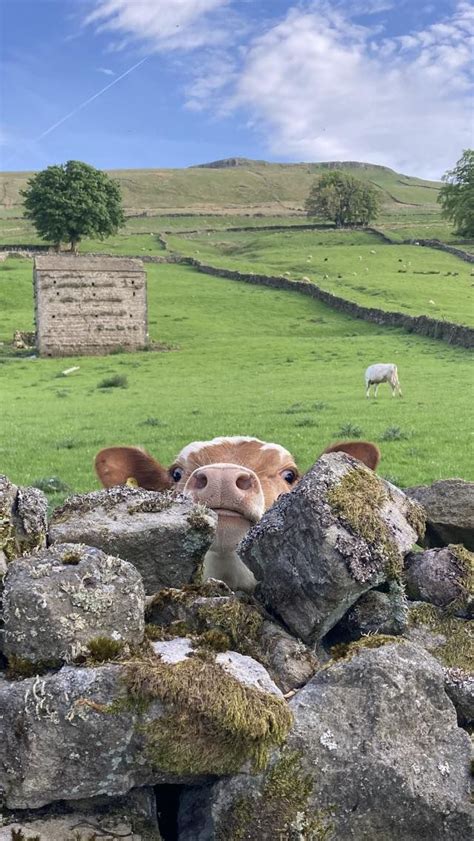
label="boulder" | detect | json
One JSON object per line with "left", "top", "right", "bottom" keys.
{"left": 178, "top": 641, "right": 473, "bottom": 841}
{"left": 0, "top": 787, "right": 161, "bottom": 840}
{"left": 239, "top": 453, "right": 424, "bottom": 644}
{"left": 444, "top": 667, "right": 474, "bottom": 727}
{"left": 146, "top": 584, "right": 318, "bottom": 693}
{"left": 404, "top": 545, "right": 473, "bottom": 617}
{"left": 0, "top": 639, "right": 291, "bottom": 809}
{"left": 331, "top": 583, "right": 408, "bottom": 641}
{"left": 0, "top": 475, "right": 47, "bottom": 575}
{"left": 405, "top": 602, "right": 473, "bottom": 674}
{"left": 1, "top": 543, "right": 145, "bottom": 664}
{"left": 49, "top": 486, "right": 217, "bottom": 594}
{"left": 406, "top": 479, "right": 474, "bottom": 550}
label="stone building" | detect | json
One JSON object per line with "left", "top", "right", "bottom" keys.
{"left": 33, "top": 255, "right": 147, "bottom": 356}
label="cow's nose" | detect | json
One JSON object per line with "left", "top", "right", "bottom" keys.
{"left": 186, "top": 467, "right": 258, "bottom": 495}
{"left": 185, "top": 464, "right": 263, "bottom": 518}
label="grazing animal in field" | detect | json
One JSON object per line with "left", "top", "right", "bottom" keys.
{"left": 365, "top": 363, "right": 402, "bottom": 398}
{"left": 95, "top": 436, "right": 380, "bottom": 592}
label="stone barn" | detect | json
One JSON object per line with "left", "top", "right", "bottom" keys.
{"left": 33, "top": 255, "right": 148, "bottom": 357}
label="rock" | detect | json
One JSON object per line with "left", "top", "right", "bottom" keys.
{"left": 0, "top": 475, "right": 47, "bottom": 573}
{"left": 444, "top": 667, "right": 474, "bottom": 727}
{"left": 1, "top": 543, "right": 145, "bottom": 664}
{"left": 0, "top": 639, "right": 291, "bottom": 809}
{"left": 331, "top": 584, "right": 408, "bottom": 641}
{"left": 404, "top": 545, "right": 473, "bottom": 617}
{"left": 406, "top": 479, "right": 474, "bottom": 550}
{"left": 0, "top": 787, "right": 162, "bottom": 840}
{"left": 258, "top": 620, "right": 319, "bottom": 694}
{"left": 179, "top": 642, "right": 473, "bottom": 841}
{"left": 49, "top": 486, "right": 218, "bottom": 594}
{"left": 239, "top": 453, "right": 424, "bottom": 644}
{"left": 405, "top": 602, "right": 473, "bottom": 675}
{"left": 146, "top": 584, "right": 318, "bottom": 693}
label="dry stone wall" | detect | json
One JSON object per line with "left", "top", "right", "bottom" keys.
{"left": 34, "top": 255, "right": 148, "bottom": 356}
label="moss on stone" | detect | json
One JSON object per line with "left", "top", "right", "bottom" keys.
{"left": 215, "top": 749, "right": 335, "bottom": 840}
{"left": 408, "top": 602, "right": 473, "bottom": 671}
{"left": 330, "top": 633, "right": 405, "bottom": 662}
{"left": 448, "top": 544, "right": 474, "bottom": 612}
{"left": 196, "top": 629, "right": 231, "bottom": 652}
{"left": 144, "top": 621, "right": 190, "bottom": 641}
{"left": 60, "top": 549, "right": 81, "bottom": 565}
{"left": 404, "top": 499, "right": 426, "bottom": 541}
{"left": 327, "top": 467, "right": 403, "bottom": 581}
{"left": 6, "top": 655, "right": 62, "bottom": 679}
{"left": 146, "top": 581, "right": 230, "bottom": 613}
{"left": 86, "top": 636, "right": 124, "bottom": 663}
{"left": 122, "top": 652, "right": 293, "bottom": 776}
{"left": 196, "top": 599, "right": 264, "bottom": 657}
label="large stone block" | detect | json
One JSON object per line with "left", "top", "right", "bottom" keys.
{"left": 0, "top": 475, "right": 47, "bottom": 575}
{"left": 178, "top": 642, "right": 473, "bottom": 841}
{"left": 1, "top": 543, "right": 145, "bottom": 664}
{"left": 239, "top": 453, "right": 424, "bottom": 643}
{"left": 406, "top": 479, "right": 474, "bottom": 550}
{"left": 49, "top": 486, "right": 217, "bottom": 594}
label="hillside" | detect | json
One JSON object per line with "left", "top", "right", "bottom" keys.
{"left": 0, "top": 159, "right": 441, "bottom": 216}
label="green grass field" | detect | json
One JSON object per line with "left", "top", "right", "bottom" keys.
{"left": 1, "top": 258, "right": 472, "bottom": 511}
{"left": 165, "top": 229, "right": 474, "bottom": 326}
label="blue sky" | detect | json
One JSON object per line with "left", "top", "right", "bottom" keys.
{"left": 1, "top": 0, "right": 472, "bottom": 178}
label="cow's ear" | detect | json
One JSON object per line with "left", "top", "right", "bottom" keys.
{"left": 95, "top": 446, "right": 173, "bottom": 491}
{"left": 323, "top": 440, "right": 381, "bottom": 471}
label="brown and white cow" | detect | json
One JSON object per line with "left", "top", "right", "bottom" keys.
{"left": 95, "top": 436, "right": 380, "bottom": 592}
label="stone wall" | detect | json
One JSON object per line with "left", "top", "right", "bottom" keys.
{"left": 34, "top": 255, "right": 148, "bottom": 356}
{"left": 187, "top": 260, "right": 474, "bottom": 349}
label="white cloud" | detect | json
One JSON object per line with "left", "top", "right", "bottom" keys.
{"left": 97, "top": 67, "right": 115, "bottom": 75}
{"left": 84, "top": 0, "right": 473, "bottom": 178}
{"left": 230, "top": 2, "right": 473, "bottom": 178}
{"left": 85, "top": 0, "right": 235, "bottom": 51}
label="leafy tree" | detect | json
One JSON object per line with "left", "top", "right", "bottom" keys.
{"left": 21, "top": 160, "right": 125, "bottom": 252}
{"left": 305, "top": 170, "right": 380, "bottom": 227}
{"left": 437, "top": 150, "right": 474, "bottom": 238}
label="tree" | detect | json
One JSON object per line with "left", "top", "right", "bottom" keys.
{"left": 305, "top": 170, "right": 380, "bottom": 227}
{"left": 21, "top": 160, "right": 125, "bottom": 252}
{"left": 437, "top": 150, "right": 474, "bottom": 238}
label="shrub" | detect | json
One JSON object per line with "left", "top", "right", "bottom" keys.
{"left": 97, "top": 374, "right": 128, "bottom": 389}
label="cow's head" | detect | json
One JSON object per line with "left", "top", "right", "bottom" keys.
{"left": 95, "top": 436, "right": 380, "bottom": 591}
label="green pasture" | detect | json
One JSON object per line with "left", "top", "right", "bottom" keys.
{"left": 166, "top": 229, "right": 474, "bottom": 326}
{"left": 0, "top": 258, "right": 472, "bottom": 512}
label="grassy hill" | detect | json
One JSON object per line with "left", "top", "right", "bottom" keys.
{"left": 0, "top": 159, "right": 441, "bottom": 216}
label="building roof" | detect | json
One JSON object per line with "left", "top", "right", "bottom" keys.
{"left": 34, "top": 255, "right": 144, "bottom": 272}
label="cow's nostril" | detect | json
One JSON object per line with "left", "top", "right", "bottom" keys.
{"left": 236, "top": 473, "right": 252, "bottom": 491}
{"left": 194, "top": 472, "right": 208, "bottom": 490}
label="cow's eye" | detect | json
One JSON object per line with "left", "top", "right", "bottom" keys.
{"left": 171, "top": 466, "right": 183, "bottom": 482}
{"left": 281, "top": 469, "right": 297, "bottom": 485}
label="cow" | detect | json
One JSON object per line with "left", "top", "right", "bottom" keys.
{"left": 365, "top": 363, "right": 402, "bottom": 398}
{"left": 95, "top": 436, "right": 380, "bottom": 593}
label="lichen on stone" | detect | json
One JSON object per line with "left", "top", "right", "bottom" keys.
{"left": 122, "top": 651, "right": 293, "bottom": 776}
{"left": 186, "top": 503, "right": 215, "bottom": 533}
{"left": 327, "top": 467, "right": 403, "bottom": 581}
{"left": 215, "top": 749, "right": 335, "bottom": 840}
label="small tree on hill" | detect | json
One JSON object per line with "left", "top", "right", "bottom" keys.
{"left": 305, "top": 170, "right": 380, "bottom": 227}
{"left": 437, "top": 150, "right": 474, "bottom": 238}
{"left": 21, "top": 160, "right": 125, "bottom": 252}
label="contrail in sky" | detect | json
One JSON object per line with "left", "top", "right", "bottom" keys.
{"left": 35, "top": 56, "right": 149, "bottom": 142}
